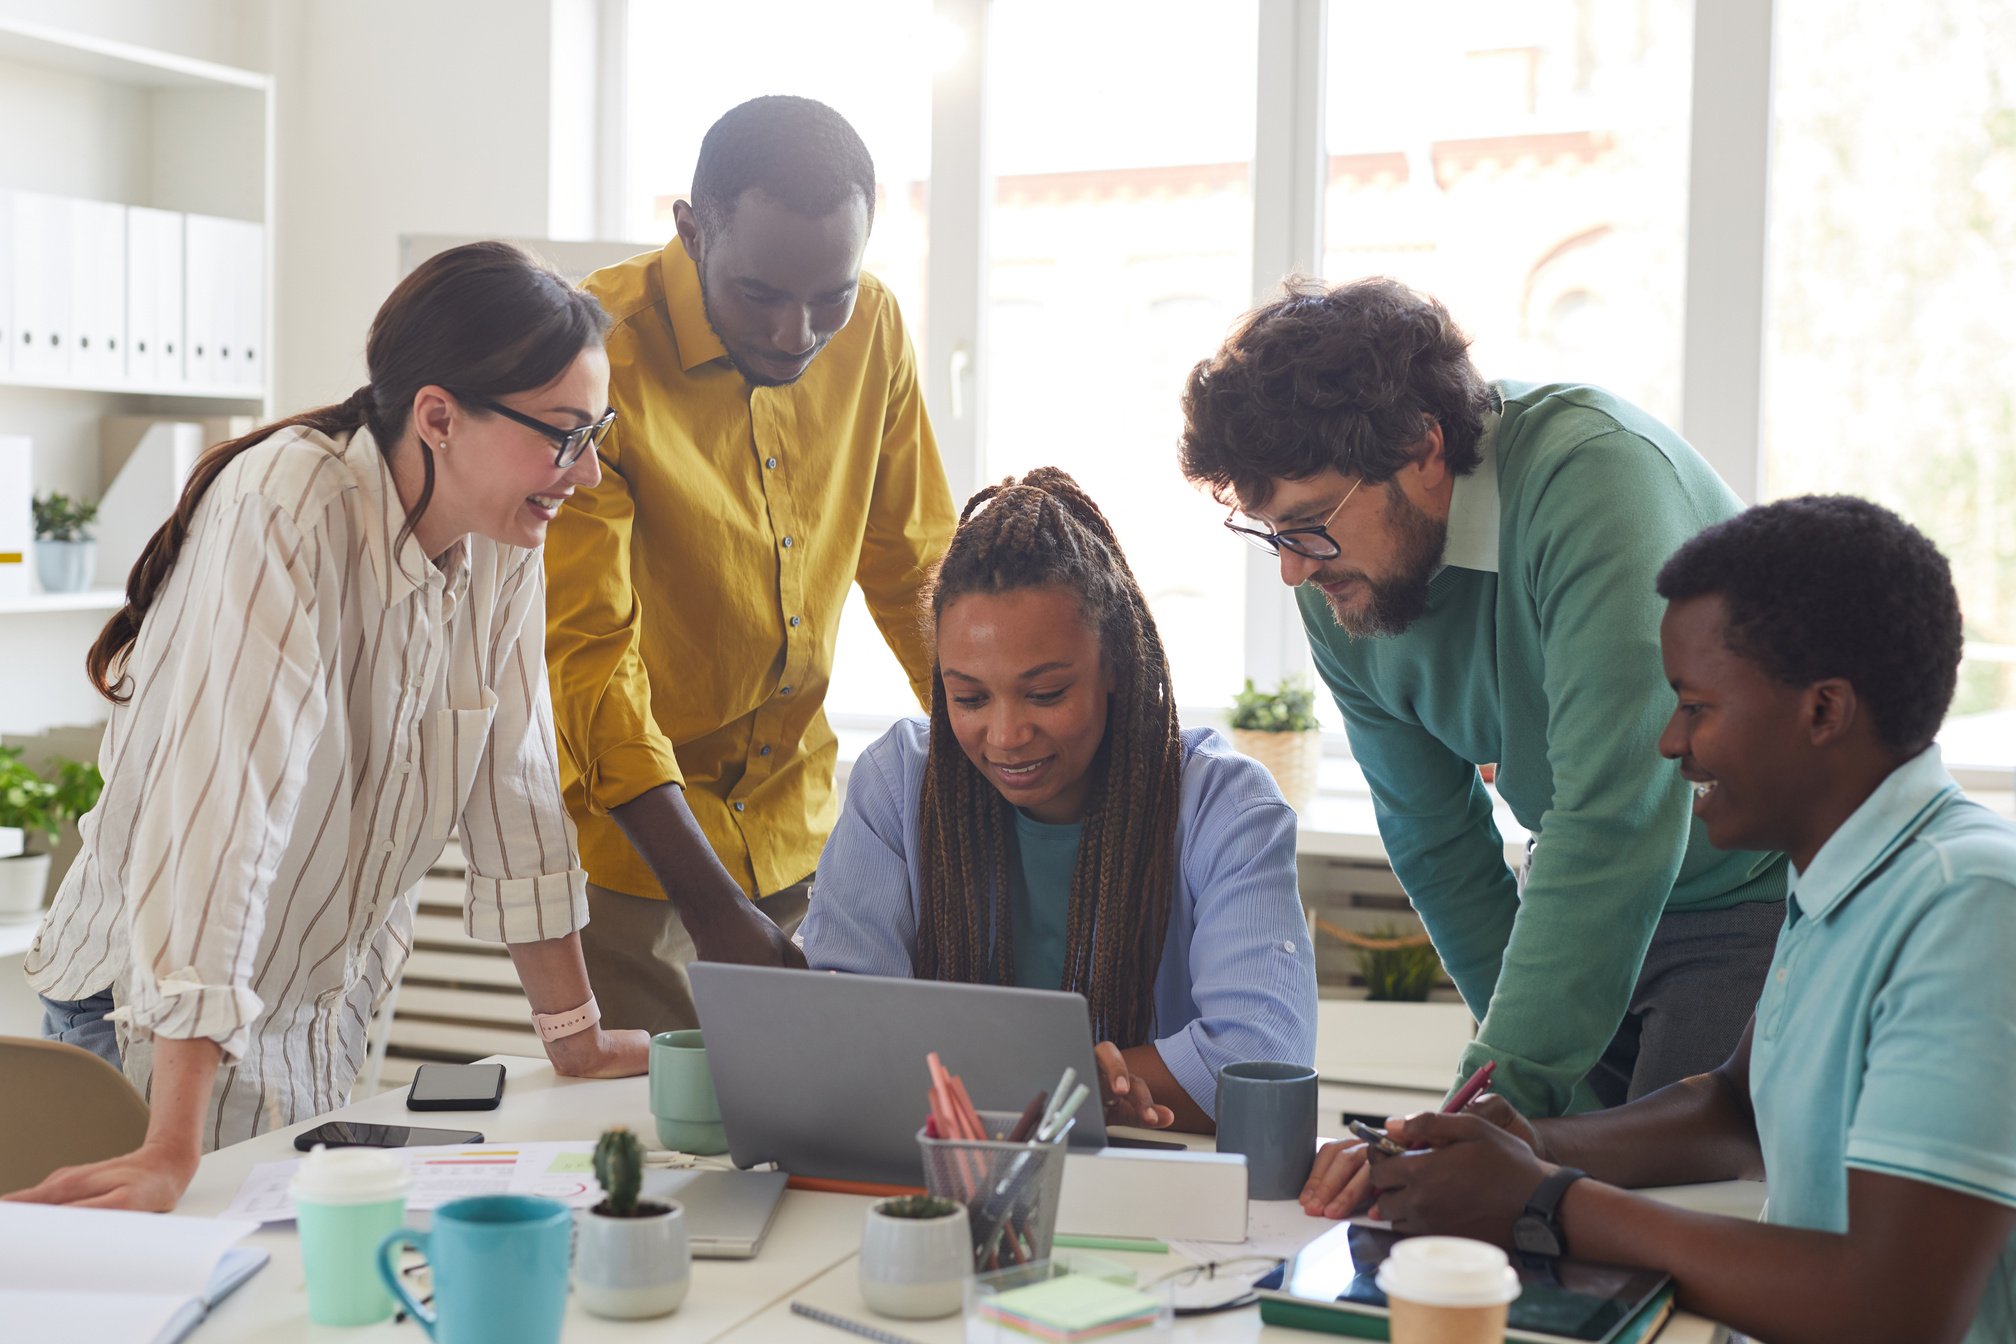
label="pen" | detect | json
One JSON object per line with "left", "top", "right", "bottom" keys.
{"left": 1444, "top": 1059, "right": 1496, "bottom": 1114}
{"left": 790, "top": 1300, "right": 930, "bottom": 1344}
{"left": 1037, "top": 1082, "right": 1090, "bottom": 1142}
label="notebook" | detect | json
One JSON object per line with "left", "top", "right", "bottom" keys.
{"left": 0, "top": 1204, "right": 268, "bottom": 1344}
{"left": 1255, "top": 1223, "right": 1673, "bottom": 1343}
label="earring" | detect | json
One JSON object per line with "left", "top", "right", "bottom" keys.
{"left": 438, "top": 442, "right": 448, "bottom": 453}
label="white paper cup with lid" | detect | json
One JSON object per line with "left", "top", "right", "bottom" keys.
{"left": 291, "top": 1146, "right": 411, "bottom": 1326}
{"left": 1376, "top": 1236, "right": 1522, "bottom": 1344}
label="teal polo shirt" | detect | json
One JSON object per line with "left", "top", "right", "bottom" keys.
{"left": 1304, "top": 381, "right": 1784, "bottom": 1115}
{"left": 1750, "top": 746, "right": 2016, "bottom": 1342}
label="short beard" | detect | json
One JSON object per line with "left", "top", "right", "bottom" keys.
{"left": 1313, "top": 484, "right": 1447, "bottom": 638}
{"left": 696, "top": 261, "right": 812, "bottom": 389}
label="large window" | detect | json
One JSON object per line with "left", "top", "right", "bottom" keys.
{"left": 614, "top": 0, "right": 2016, "bottom": 773}
{"left": 982, "top": 1, "right": 1259, "bottom": 709}
{"left": 1763, "top": 0, "right": 2016, "bottom": 765}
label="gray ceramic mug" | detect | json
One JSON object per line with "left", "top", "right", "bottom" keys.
{"left": 1215, "top": 1061, "right": 1319, "bottom": 1200}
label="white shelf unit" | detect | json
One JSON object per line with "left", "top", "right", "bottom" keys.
{"left": 0, "top": 18, "right": 273, "bottom": 738}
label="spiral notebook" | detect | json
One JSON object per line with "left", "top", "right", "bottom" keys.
{"left": 0, "top": 1204, "right": 268, "bottom": 1344}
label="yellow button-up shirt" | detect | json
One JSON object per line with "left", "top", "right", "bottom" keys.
{"left": 545, "top": 240, "right": 954, "bottom": 900}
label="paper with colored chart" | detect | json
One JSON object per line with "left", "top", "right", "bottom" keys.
{"left": 219, "top": 1142, "right": 604, "bottom": 1223}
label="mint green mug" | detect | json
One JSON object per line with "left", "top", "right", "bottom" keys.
{"left": 650, "top": 1029, "right": 728, "bottom": 1155}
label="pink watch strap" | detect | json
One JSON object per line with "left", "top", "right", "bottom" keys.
{"left": 531, "top": 994, "right": 600, "bottom": 1043}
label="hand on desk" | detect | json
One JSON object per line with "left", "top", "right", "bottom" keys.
{"left": 1301, "top": 1093, "right": 1544, "bottom": 1220}
{"left": 545, "top": 1026, "right": 651, "bottom": 1078}
{"left": 1094, "top": 1041, "right": 1174, "bottom": 1130}
{"left": 2, "top": 1137, "right": 198, "bottom": 1212}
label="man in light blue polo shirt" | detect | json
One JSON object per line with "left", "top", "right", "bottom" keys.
{"left": 1315, "top": 497, "right": 2016, "bottom": 1342}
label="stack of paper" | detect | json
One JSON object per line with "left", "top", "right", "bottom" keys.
{"left": 981, "top": 1275, "right": 1163, "bottom": 1342}
{"left": 0, "top": 1203, "right": 266, "bottom": 1344}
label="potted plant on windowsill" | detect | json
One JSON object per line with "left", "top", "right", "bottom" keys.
{"left": 1229, "top": 677, "right": 1323, "bottom": 811}
{"left": 32, "top": 491, "right": 99, "bottom": 594}
{"left": 574, "top": 1125, "right": 689, "bottom": 1319}
{"left": 0, "top": 749, "right": 102, "bottom": 921}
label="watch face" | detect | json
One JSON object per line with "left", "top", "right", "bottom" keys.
{"left": 1513, "top": 1214, "right": 1563, "bottom": 1258}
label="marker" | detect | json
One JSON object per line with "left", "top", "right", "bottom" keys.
{"left": 1443, "top": 1059, "right": 1496, "bottom": 1114}
{"left": 1037, "top": 1082, "right": 1091, "bottom": 1142}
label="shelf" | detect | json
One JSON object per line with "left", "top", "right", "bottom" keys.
{"left": 0, "top": 588, "right": 124, "bottom": 616}
{"left": 0, "top": 918, "right": 39, "bottom": 960}
{"left": 0, "top": 370, "right": 266, "bottom": 402}
{"left": 0, "top": 17, "right": 270, "bottom": 93}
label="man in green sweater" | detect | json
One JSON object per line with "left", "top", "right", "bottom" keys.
{"left": 1178, "top": 277, "right": 1784, "bottom": 1120}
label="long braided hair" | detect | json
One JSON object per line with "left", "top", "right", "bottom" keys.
{"left": 915, "top": 467, "right": 1184, "bottom": 1048}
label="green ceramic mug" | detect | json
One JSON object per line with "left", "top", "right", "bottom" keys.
{"left": 649, "top": 1029, "right": 728, "bottom": 1155}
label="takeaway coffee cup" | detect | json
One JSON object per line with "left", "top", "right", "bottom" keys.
{"left": 1375, "top": 1236, "right": 1522, "bottom": 1344}
{"left": 291, "top": 1146, "right": 410, "bottom": 1326}
{"left": 650, "top": 1029, "right": 728, "bottom": 1155}
{"left": 1215, "top": 1060, "right": 1318, "bottom": 1200}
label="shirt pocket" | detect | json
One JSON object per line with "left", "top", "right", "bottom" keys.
{"left": 428, "top": 689, "right": 499, "bottom": 840}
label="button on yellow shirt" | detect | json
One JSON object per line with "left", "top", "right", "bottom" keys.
{"left": 545, "top": 240, "right": 954, "bottom": 901}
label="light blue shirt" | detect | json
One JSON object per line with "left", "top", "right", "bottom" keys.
{"left": 799, "top": 720, "right": 1318, "bottom": 1117}
{"left": 1750, "top": 746, "right": 2016, "bottom": 1341}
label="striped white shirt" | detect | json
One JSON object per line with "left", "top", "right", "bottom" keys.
{"left": 26, "top": 423, "right": 588, "bottom": 1150}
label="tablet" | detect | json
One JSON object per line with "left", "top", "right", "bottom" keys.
{"left": 1255, "top": 1223, "right": 1673, "bottom": 1343}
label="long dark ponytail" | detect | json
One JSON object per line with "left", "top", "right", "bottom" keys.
{"left": 87, "top": 241, "right": 609, "bottom": 702}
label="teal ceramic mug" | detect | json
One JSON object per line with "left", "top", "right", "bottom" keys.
{"left": 650, "top": 1029, "right": 728, "bottom": 1155}
{"left": 375, "top": 1195, "right": 571, "bottom": 1344}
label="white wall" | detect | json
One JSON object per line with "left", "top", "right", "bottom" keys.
{"left": 263, "top": 0, "right": 557, "bottom": 412}
{"left": 0, "top": 0, "right": 268, "bottom": 70}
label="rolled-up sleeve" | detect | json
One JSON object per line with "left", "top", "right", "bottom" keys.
{"left": 462, "top": 550, "right": 590, "bottom": 943}
{"left": 1156, "top": 762, "right": 1318, "bottom": 1118}
{"left": 118, "top": 496, "right": 330, "bottom": 1061}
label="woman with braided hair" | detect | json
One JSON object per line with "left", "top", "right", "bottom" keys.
{"left": 800, "top": 468, "right": 1315, "bottom": 1132}
{"left": 13, "top": 242, "right": 648, "bottom": 1213}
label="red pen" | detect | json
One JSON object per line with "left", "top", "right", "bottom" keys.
{"left": 1444, "top": 1059, "right": 1496, "bottom": 1113}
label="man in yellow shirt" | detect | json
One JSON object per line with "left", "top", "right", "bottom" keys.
{"left": 544, "top": 96, "right": 955, "bottom": 1032}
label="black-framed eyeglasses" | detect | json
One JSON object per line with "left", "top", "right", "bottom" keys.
{"left": 1222, "top": 475, "right": 1365, "bottom": 560}
{"left": 458, "top": 391, "right": 616, "bottom": 469}
{"left": 1143, "top": 1255, "right": 1285, "bottom": 1316}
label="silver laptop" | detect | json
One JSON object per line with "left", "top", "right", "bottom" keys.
{"left": 638, "top": 1168, "right": 787, "bottom": 1258}
{"left": 688, "top": 963, "right": 1109, "bottom": 1186}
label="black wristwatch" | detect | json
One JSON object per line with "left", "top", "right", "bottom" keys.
{"left": 1513, "top": 1166, "right": 1587, "bottom": 1257}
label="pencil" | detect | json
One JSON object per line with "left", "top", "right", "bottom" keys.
{"left": 790, "top": 1300, "right": 930, "bottom": 1344}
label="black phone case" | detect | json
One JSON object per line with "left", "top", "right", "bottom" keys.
{"left": 405, "top": 1065, "right": 506, "bottom": 1111}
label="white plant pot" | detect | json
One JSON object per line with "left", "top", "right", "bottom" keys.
{"left": 574, "top": 1200, "right": 689, "bottom": 1320}
{"left": 0, "top": 852, "right": 52, "bottom": 922}
{"left": 1231, "top": 727, "right": 1323, "bottom": 812}
{"left": 34, "top": 540, "right": 96, "bottom": 594}
{"left": 858, "top": 1202, "right": 971, "bottom": 1320}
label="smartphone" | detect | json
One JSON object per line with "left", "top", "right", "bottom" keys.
{"left": 1105, "top": 1134, "right": 1189, "bottom": 1151}
{"left": 1347, "top": 1118, "right": 1407, "bottom": 1157}
{"left": 294, "top": 1120, "right": 484, "bottom": 1151}
{"left": 405, "top": 1062, "right": 507, "bottom": 1111}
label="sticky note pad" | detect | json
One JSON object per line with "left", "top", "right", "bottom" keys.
{"left": 982, "top": 1275, "right": 1161, "bottom": 1342}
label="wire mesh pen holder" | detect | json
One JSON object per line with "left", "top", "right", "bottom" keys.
{"left": 917, "top": 1110, "right": 1075, "bottom": 1272}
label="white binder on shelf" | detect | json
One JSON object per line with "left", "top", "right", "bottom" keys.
{"left": 68, "top": 198, "right": 127, "bottom": 387}
{"left": 222, "top": 218, "right": 264, "bottom": 390}
{"left": 10, "top": 191, "right": 71, "bottom": 381}
{"left": 0, "top": 435, "right": 29, "bottom": 600}
{"left": 183, "top": 213, "right": 229, "bottom": 388}
{"left": 0, "top": 191, "right": 13, "bottom": 377}
{"left": 126, "top": 207, "right": 185, "bottom": 389}
{"left": 96, "top": 419, "right": 205, "bottom": 592}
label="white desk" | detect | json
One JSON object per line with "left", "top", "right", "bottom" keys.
{"left": 180, "top": 1058, "right": 1754, "bottom": 1343}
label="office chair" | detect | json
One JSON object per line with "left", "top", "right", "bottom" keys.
{"left": 0, "top": 1036, "right": 150, "bottom": 1193}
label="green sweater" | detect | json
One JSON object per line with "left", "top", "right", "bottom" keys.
{"left": 1304, "top": 381, "right": 1784, "bottom": 1116}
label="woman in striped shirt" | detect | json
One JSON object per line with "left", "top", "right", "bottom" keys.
{"left": 798, "top": 468, "right": 1317, "bottom": 1132}
{"left": 8, "top": 242, "right": 647, "bottom": 1212}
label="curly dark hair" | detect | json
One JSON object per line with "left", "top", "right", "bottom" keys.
{"left": 690, "top": 95, "right": 876, "bottom": 237}
{"left": 1178, "top": 276, "right": 1495, "bottom": 510}
{"left": 1656, "top": 496, "right": 1963, "bottom": 755}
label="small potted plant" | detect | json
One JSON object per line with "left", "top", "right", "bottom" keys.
{"left": 574, "top": 1125, "right": 688, "bottom": 1319}
{"left": 858, "top": 1193, "right": 971, "bottom": 1319}
{"left": 1229, "top": 677, "right": 1322, "bottom": 811}
{"left": 0, "top": 749, "right": 102, "bottom": 921}
{"left": 32, "top": 491, "right": 100, "bottom": 594}
{"left": 1353, "top": 923, "right": 1445, "bottom": 1002}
